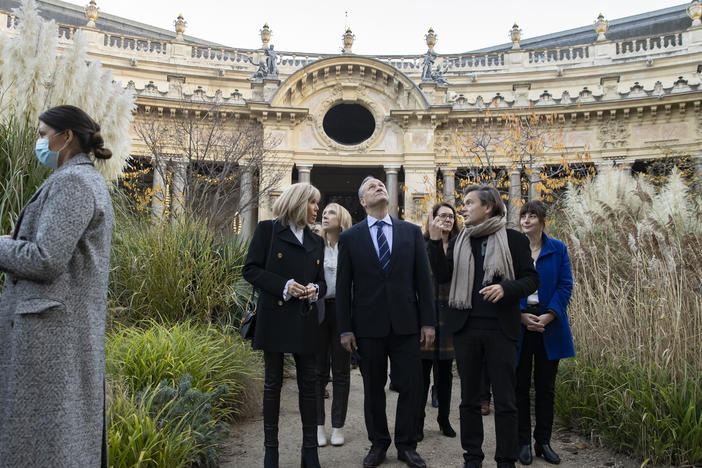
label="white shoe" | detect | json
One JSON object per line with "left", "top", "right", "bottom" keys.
{"left": 317, "top": 425, "right": 327, "bottom": 447}
{"left": 330, "top": 427, "right": 344, "bottom": 446}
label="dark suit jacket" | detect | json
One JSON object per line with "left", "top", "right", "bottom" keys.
{"left": 336, "top": 217, "right": 434, "bottom": 338}
{"left": 242, "top": 220, "right": 326, "bottom": 355}
{"left": 428, "top": 229, "right": 539, "bottom": 341}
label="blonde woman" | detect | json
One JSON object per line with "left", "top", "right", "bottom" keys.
{"left": 315, "top": 203, "right": 352, "bottom": 448}
{"left": 243, "top": 183, "right": 326, "bottom": 468}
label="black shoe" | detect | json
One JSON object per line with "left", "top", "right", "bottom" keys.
{"left": 363, "top": 446, "right": 387, "bottom": 468}
{"left": 518, "top": 444, "right": 532, "bottom": 465}
{"left": 535, "top": 443, "right": 561, "bottom": 465}
{"left": 398, "top": 448, "right": 427, "bottom": 468}
{"left": 430, "top": 385, "right": 439, "bottom": 408}
{"left": 497, "top": 463, "right": 516, "bottom": 468}
{"left": 300, "top": 447, "right": 321, "bottom": 468}
{"left": 437, "top": 418, "right": 456, "bottom": 437}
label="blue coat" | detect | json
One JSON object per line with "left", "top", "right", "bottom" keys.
{"left": 519, "top": 233, "right": 575, "bottom": 361}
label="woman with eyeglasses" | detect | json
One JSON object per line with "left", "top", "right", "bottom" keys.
{"left": 417, "top": 202, "right": 461, "bottom": 440}
{"left": 516, "top": 200, "right": 574, "bottom": 466}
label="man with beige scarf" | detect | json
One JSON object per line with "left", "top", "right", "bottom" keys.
{"left": 428, "top": 185, "right": 539, "bottom": 468}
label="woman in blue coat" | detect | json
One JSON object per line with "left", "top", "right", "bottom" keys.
{"left": 516, "top": 200, "right": 574, "bottom": 466}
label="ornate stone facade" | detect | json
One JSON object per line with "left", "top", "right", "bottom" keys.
{"left": 2, "top": 1, "right": 701, "bottom": 235}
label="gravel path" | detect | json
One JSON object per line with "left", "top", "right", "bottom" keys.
{"left": 222, "top": 367, "right": 644, "bottom": 468}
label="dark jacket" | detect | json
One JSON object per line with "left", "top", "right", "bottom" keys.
{"left": 519, "top": 233, "right": 575, "bottom": 361}
{"left": 428, "top": 228, "right": 539, "bottom": 341}
{"left": 242, "top": 220, "right": 326, "bottom": 355}
{"left": 336, "top": 217, "right": 434, "bottom": 338}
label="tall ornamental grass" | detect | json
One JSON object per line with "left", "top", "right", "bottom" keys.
{"left": 552, "top": 167, "right": 702, "bottom": 465}
{"left": 106, "top": 321, "right": 262, "bottom": 422}
{"left": 108, "top": 211, "right": 251, "bottom": 325}
{"left": 0, "top": 0, "right": 135, "bottom": 182}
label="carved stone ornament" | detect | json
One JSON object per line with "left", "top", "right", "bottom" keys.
{"left": 594, "top": 13, "right": 608, "bottom": 41}
{"left": 174, "top": 14, "right": 186, "bottom": 35}
{"left": 310, "top": 90, "right": 384, "bottom": 152}
{"left": 260, "top": 23, "right": 271, "bottom": 47}
{"left": 599, "top": 118, "right": 630, "bottom": 149}
{"left": 688, "top": 0, "right": 702, "bottom": 27}
{"left": 84, "top": 0, "right": 99, "bottom": 27}
{"left": 425, "top": 28, "right": 437, "bottom": 51}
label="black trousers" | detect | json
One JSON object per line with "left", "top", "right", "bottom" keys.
{"left": 357, "top": 333, "right": 423, "bottom": 451}
{"left": 315, "top": 299, "right": 351, "bottom": 427}
{"left": 263, "top": 351, "right": 317, "bottom": 449}
{"left": 454, "top": 326, "right": 518, "bottom": 464}
{"left": 420, "top": 357, "right": 453, "bottom": 423}
{"left": 516, "top": 329, "right": 560, "bottom": 445}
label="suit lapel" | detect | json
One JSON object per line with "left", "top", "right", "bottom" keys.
{"left": 302, "top": 226, "right": 316, "bottom": 253}
{"left": 386, "top": 217, "right": 401, "bottom": 275}
{"left": 276, "top": 222, "right": 306, "bottom": 249}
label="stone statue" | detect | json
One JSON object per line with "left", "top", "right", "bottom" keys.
{"left": 431, "top": 65, "right": 448, "bottom": 86}
{"left": 421, "top": 49, "right": 435, "bottom": 81}
{"left": 264, "top": 45, "right": 279, "bottom": 78}
{"left": 248, "top": 55, "right": 268, "bottom": 80}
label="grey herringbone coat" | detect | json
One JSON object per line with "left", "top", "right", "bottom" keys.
{"left": 0, "top": 154, "right": 113, "bottom": 468}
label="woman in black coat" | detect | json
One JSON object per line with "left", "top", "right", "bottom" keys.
{"left": 242, "top": 182, "right": 326, "bottom": 468}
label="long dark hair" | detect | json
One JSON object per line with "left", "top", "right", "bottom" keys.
{"left": 38, "top": 105, "right": 112, "bottom": 159}
{"left": 423, "top": 202, "right": 460, "bottom": 240}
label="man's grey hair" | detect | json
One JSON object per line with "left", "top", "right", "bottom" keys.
{"left": 358, "top": 175, "right": 377, "bottom": 201}
{"left": 463, "top": 184, "right": 506, "bottom": 218}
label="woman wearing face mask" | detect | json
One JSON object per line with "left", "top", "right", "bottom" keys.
{"left": 417, "top": 202, "right": 460, "bottom": 441}
{"left": 315, "top": 203, "right": 352, "bottom": 448}
{"left": 516, "top": 200, "right": 574, "bottom": 466}
{"left": 242, "top": 182, "right": 326, "bottom": 468}
{"left": 0, "top": 105, "right": 114, "bottom": 467}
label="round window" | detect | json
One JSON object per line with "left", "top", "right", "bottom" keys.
{"left": 322, "top": 103, "right": 375, "bottom": 145}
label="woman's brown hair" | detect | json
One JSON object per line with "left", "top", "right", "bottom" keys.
{"left": 423, "top": 202, "right": 460, "bottom": 240}
{"left": 38, "top": 105, "right": 112, "bottom": 159}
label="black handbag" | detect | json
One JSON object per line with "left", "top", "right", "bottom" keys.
{"left": 240, "top": 221, "right": 276, "bottom": 340}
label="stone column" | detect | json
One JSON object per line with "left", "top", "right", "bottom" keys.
{"left": 151, "top": 158, "right": 167, "bottom": 222}
{"left": 297, "top": 163, "right": 313, "bottom": 184}
{"left": 508, "top": 167, "right": 522, "bottom": 226}
{"left": 239, "top": 164, "right": 256, "bottom": 240}
{"left": 441, "top": 168, "right": 456, "bottom": 203}
{"left": 528, "top": 164, "right": 542, "bottom": 201}
{"left": 171, "top": 158, "right": 188, "bottom": 217}
{"left": 385, "top": 165, "right": 401, "bottom": 217}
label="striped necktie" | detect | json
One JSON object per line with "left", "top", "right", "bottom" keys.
{"left": 374, "top": 220, "right": 391, "bottom": 273}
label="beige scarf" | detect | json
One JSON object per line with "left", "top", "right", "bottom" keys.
{"left": 448, "top": 216, "right": 514, "bottom": 309}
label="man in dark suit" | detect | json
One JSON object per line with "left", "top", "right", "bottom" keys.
{"left": 427, "top": 185, "right": 539, "bottom": 468}
{"left": 336, "top": 176, "right": 435, "bottom": 468}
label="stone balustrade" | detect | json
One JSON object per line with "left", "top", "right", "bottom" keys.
{"left": 2, "top": 9, "right": 701, "bottom": 82}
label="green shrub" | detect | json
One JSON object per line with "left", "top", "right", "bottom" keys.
{"left": 108, "top": 213, "right": 251, "bottom": 325}
{"left": 106, "top": 322, "right": 262, "bottom": 421}
{"left": 142, "top": 375, "right": 226, "bottom": 467}
{"left": 107, "top": 382, "right": 199, "bottom": 468}
{"left": 556, "top": 357, "right": 702, "bottom": 465}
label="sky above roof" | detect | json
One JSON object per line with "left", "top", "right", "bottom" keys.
{"left": 67, "top": 0, "right": 686, "bottom": 54}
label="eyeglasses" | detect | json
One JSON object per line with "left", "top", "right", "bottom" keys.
{"left": 437, "top": 213, "right": 454, "bottom": 220}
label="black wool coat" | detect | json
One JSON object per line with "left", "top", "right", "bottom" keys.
{"left": 242, "top": 220, "right": 326, "bottom": 355}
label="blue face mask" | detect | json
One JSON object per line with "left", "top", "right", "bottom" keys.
{"left": 35, "top": 134, "right": 62, "bottom": 169}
